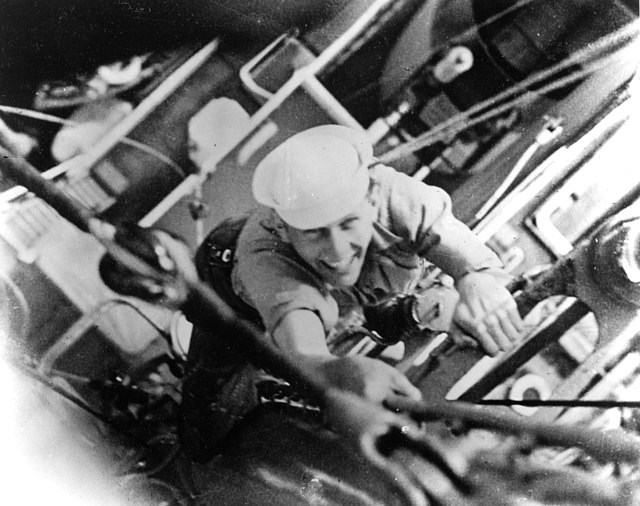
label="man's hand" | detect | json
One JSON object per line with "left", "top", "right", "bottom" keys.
{"left": 305, "top": 355, "right": 422, "bottom": 403}
{"left": 453, "top": 271, "right": 524, "bottom": 356}
{"left": 273, "top": 311, "right": 421, "bottom": 403}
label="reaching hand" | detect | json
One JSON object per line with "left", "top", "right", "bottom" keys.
{"left": 308, "top": 355, "right": 422, "bottom": 404}
{"left": 453, "top": 271, "right": 524, "bottom": 356}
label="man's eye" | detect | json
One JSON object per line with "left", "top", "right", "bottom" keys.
{"left": 303, "top": 230, "right": 322, "bottom": 240}
{"left": 341, "top": 219, "right": 359, "bottom": 230}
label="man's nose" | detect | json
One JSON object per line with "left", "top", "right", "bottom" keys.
{"left": 322, "top": 229, "right": 351, "bottom": 260}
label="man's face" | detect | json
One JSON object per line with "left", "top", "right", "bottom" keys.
{"left": 284, "top": 199, "right": 375, "bottom": 287}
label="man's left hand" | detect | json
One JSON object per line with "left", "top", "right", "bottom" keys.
{"left": 453, "top": 271, "right": 524, "bottom": 356}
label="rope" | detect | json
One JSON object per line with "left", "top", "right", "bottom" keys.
{"left": 0, "top": 104, "right": 187, "bottom": 177}
{"left": 377, "top": 20, "right": 639, "bottom": 163}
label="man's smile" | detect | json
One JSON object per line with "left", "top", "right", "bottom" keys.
{"left": 320, "top": 254, "right": 357, "bottom": 272}
{"left": 283, "top": 199, "right": 375, "bottom": 288}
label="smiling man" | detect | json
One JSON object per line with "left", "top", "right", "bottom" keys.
{"left": 234, "top": 125, "right": 522, "bottom": 393}
{"left": 182, "top": 124, "right": 523, "bottom": 461}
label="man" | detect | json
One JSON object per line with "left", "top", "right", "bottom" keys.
{"left": 235, "top": 123, "right": 522, "bottom": 396}
{"left": 182, "top": 124, "right": 523, "bottom": 460}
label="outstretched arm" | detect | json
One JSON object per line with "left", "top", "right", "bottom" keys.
{"left": 399, "top": 179, "right": 524, "bottom": 355}
{"left": 272, "top": 309, "right": 422, "bottom": 402}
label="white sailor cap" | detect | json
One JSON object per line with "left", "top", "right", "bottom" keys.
{"left": 252, "top": 125, "right": 373, "bottom": 230}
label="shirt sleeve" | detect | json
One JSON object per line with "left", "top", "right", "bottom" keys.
{"left": 232, "top": 211, "right": 340, "bottom": 335}
{"left": 376, "top": 165, "right": 506, "bottom": 281}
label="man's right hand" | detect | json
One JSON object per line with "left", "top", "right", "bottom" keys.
{"left": 273, "top": 310, "right": 421, "bottom": 404}
{"left": 305, "top": 355, "right": 422, "bottom": 404}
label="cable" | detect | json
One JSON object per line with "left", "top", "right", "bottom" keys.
{"left": 377, "top": 20, "right": 639, "bottom": 164}
{"left": 478, "top": 399, "right": 640, "bottom": 409}
{"left": 0, "top": 105, "right": 186, "bottom": 178}
{"left": 0, "top": 106, "right": 69, "bottom": 126}
{"left": 7, "top": 355, "right": 148, "bottom": 442}
{"left": 473, "top": 115, "right": 564, "bottom": 221}
{"left": 377, "top": 59, "right": 602, "bottom": 164}
{"left": 118, "top": 137, "right": 186, "bottom": 178}
{"left": 379, "top": 23, "right": 638, "bottom": 162}
{"left": 386, "top": 395, "right": 640, "bottom": 464}
{"left": 338, "top": 0, "right": 541, "bottom": 105}
{"left": 0, "top": 271, "right": 31, "bottom": 340}
{"left": 386, "top": 20, "right": 639, "bottom": 160}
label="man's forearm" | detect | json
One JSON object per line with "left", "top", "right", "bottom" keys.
{"left": 271, "top": 309, "right": 333, "bottom": 357}
{"left": 427, "top": 218, "right": 505, "bottom": 281}
{"left": 272, "top": 309, "right": 423, "bottom": 402}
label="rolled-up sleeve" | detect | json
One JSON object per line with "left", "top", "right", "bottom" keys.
{"left": 233, "top": 213, "right": 339, "bottom": 335}
{"left": 377, "top": 165, "right": 505, "bottom": 280}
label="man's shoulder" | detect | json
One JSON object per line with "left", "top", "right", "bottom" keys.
{"left": 236, "top": 207, "right": 297, "bottom": 264}
{"left": 239, "top": 207, "right": 282, "bottom": 241}
{"left": 370, "top": 163, "right": 447, "bottom": 214}
{"left": 369, "top": 162, "right": 401, "bottom": 182}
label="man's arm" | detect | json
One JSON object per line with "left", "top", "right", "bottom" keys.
{"left": 272, "top": 309, "right": 422, "bottom": 402}
{"left": 395, "top": 177, "right": 525, "bottom": 355}
{"left": 426, "top": 216, "right": 525, "bottom": 355}
{"left": 235, "top": 209, "right": 421, "bottom": 403}
{"left": 453, "top": 271, "right": 524, "bottom": 356}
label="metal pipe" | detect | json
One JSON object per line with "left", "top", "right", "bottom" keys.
{"left": 301, "top": 76, "right": 365, "bottom": 132}
{"left": 63, "top": 39, "right": 220, "bottom": 180}
{"left": 0, "top": 146, "right": 95, "bottom": 232}
{"left": 0, "top": 145, "right": 336, "bottom": 405}
{"left": 202, "top": 0, "right": 397, "bottom": 172}
{"left": 385, "top": 395, "right": 640, "bottom": 464}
